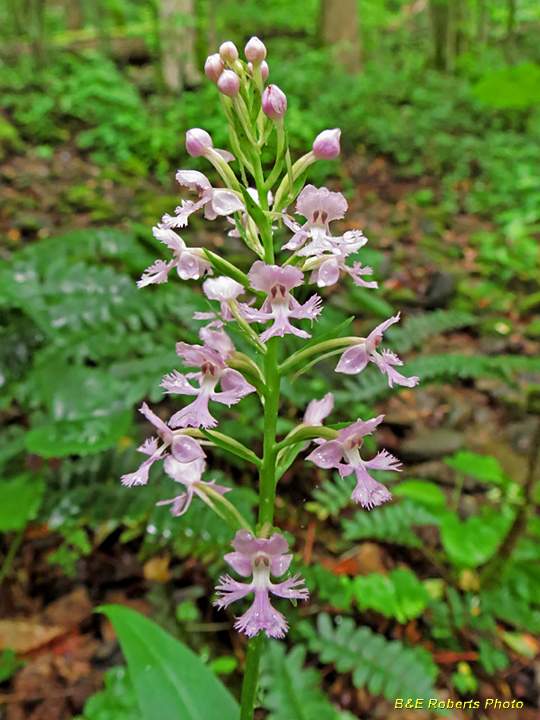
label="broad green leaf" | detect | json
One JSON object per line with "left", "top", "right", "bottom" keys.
{"left": 26, "top": 410, "right": 132, "bottom": 457}
{"left": 444, "top": 451, "right": 507, "bottom": 484}
{"left": 99, "top": 605, "right": 239, "bottom": 720}
{"left": 473, "top": 63, "right": 540, "bottom": 109}
{"left": 440, "top": 509, "right": 512, "bottom": 568}
{"left": 0, "top": 474, "right": 44, "bottom": 531}
{"left": 393, "top": 480, "right": 447, "bottom": 507}
{"left": 351, "top": 568, "right": 430, "bottom": 623}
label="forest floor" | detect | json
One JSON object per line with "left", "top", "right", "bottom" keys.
{"left": 0, "top": 142, "right": 539, "bottom": 720}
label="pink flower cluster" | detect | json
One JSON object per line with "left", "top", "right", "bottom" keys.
{"left": 122, "top": 35, "right": 420, "bottom": 639}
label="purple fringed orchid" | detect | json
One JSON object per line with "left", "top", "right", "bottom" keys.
{"left": 336, "top": 313, "right": 420, "bottom": 389}
{"left": 302, "top": 237, "right": 378, "bottom": 289}
{"left": 238, "top": 261, "right": 322, "bottom": 343}
{"left": 198, "top": 323, "right": 236, "bottom": 359}
{"left": 282, "top": 185, "right": 365, "bottom": 257}
{"left": 138, "top": 225, "right": 212, "bottom": 288}
{"left": 214, "top": 530, "right": 309, "bottom": 638}
{"left": 306, "top": 415, "right": 400, "bottom": 509}
{"left": 156, "top": 455, "right": 231, "bottom": 517}
{"left": 161, "top": 343, "right": 256, "bottom": 429}
{"left": 303, "top": 392, "right": 334, "bottom": 426}
{"left": 121, "top": 403, "right": 206, "bottom": 487}
{"left": 194, "top": 276, "right": 245, "bottom": 322}
{"left": 161, "top": 170, "right": 245, "bottom": 230}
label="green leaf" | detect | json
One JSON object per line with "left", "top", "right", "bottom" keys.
{"left": 0, "top": 474, "right": 44, "bottom": 531}
{"left": 299, "top": 614, "right": 440, "bottom": 705}
{"left": 444, "top": 451, "right": 507, "bottom": 484}
{"left": 26, "top": 410, "right": 132, "bottom": 458}
{"left": 393, "top": 480, "right": 447, "bottom": 507}
{"left": 75, "top": 665, "right": 142, "bottom": 720}
{"left": 473, "top": 63, "right": 540, "bottom": 109}
{"left": 351, "top": 568, "right": 430, "bottom": 623}
{"left": 440, "top": 509, "right": 512, "bottom": 568}
{"left": 98, "top": 605, "right": 239, "bottom": 720}
{"left": 259, "top": 642, "right": 353, "bottom": 720}
{"left": 0, "top": 649, "right": 25, "bottom": 683}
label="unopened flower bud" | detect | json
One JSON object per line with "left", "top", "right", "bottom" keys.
{"left": 245, "top": 36, "right": 266, "bottom": 63}
{"left": 262, "top": 84, "right": 287, "bottom": 120}
{"left": 248, "top": 60, "right": 269, "bottom": 83}
{"left": 204, "top": 53, "right": 224, "bottom": 83}
{"left": 219, "top": 41, "right": 238, "bottom": 63}
{"left": 312, "top": 128, "right": 341, "bottom": 160}
{"left": 186, "top": 128, "right": 213, "bottom": 158}
{"left": 217, "top": 69, "right": 240, "bottom": 97}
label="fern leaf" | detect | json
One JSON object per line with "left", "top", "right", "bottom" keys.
{"left": 342, "top": 500, "right": 441, "bottom": 547}
{"left": 344, "top": 353, "right": 537, "bottom": 403}
{"left": 259, "top": 641, "right": 355, "bottom": 720}
{"left": 306, "top": 473, "right": 357, "bottom": 519}
{"left": 300, "top": 614, "right": 439, "bottom": 703}
{"left": 301, "top": 565, "right": 353, "bottom": 611}
{"left": 385, "top": 309, "right": 476, "bottom": 353}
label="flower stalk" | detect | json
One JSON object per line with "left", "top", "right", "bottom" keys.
{"left": 120, "top": 34, "right": 420, "bottom": 720}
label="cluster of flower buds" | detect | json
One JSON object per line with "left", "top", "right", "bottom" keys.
{"left": 123, "top": 37, "right": 419, "bottom": 639}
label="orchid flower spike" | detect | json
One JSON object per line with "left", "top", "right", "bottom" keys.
{"left": 215, "top": 530, "right": 309, "bottom": 638}
{"left": 237, "top": 262, "right": 322, "bottom": 343}
{"left": 161, "top": 343, "right": 256, "bottom": 429}
{"left": 121, "top": 403, "right": 206, "bottom": 487}
{"left": 303, "top": 242, "right": 378, "bottom": 289}
{"left": 161, "top": 170, "right": 244, "bottom": 230}
{"left": 282, "top": 185, "right": 365, "bottom": 257}
{"left": 200, "top": 276, "right": 245, "bottom": 321}
{"left": 336, "top": 313, "right": 420, "bottom": 389}
{"left": 138, "top": 225, "right": 212, "bottom": 287}
{"left": 157, "top": 455, "right": 231, "bottom": 517}
{"left": 306, "top": 416, "right": 400, "bottom": 509}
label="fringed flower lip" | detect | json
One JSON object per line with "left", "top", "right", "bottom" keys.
{"left": 214, "top": 530, "right": 309, "bottom": 639}
{"left": 336, "top": 313, "right": 420, "bottom": 389}
{"left": 238, "top": 261, "right": 322, "bottom": 343}
{"left": 161, "top": 343, "right": 256, "bottom": 429}
{"left": 306, "top": 415, "right": 401, "bottom": 509}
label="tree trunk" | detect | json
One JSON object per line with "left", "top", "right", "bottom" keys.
{"left": 319, "top": 0, "right": 361, "bottom": 75}
{"left": 476, "top": 0, "right": 488, "bottom": 44}
{"left": 429, "top": 0, "right": 451, "bottom": 71}
{"left": 159, "top": 0, "right": 201, "bottom": 91}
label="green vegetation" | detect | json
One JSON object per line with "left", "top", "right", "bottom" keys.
{"left": 0, "top": 0, "right": 539, "bottom": 717}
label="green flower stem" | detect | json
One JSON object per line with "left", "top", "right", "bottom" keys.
{"left": 258, "top": 336, "right": 280, "bottom": 526}
{"left": 239, "top": 157, "right": 279, "bottom": 719}
{"left": 240, "top": 633, "right": 264, "bottom": 720}
{"left": 274, "top": 425, "right": 339, "bottom": 452}
{"left": 279, "top": 336, "right": 360, "bottom": 375}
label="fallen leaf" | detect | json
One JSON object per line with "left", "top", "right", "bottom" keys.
{"left": 0, "top": 622, "right": 65, "bottom": 654}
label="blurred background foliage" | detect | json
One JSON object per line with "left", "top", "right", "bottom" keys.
{"left": 0, "top": 0, "right": 539, "bottom": 718}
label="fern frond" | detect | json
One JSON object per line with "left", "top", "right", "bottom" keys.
{"left": 343, "top": 353, "right": 537, "bottom": 403}
{"left": 259, "top": 641, "right": 356, "bottom": 720}
{"left": 342, "top": 500, "right": 441, "bottom": 547}
{"left": 385, "top": 309, "right": 476, "bottom": 353}
{"left": 299, "top": 614, "right": 440, "bottom": 703}
{"left": 306, "top": 473, "right": 357, "bottom": 519}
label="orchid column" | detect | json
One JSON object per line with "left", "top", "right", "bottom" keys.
{"left": 121, "top": 36, "right": 419, "bottom": 720}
